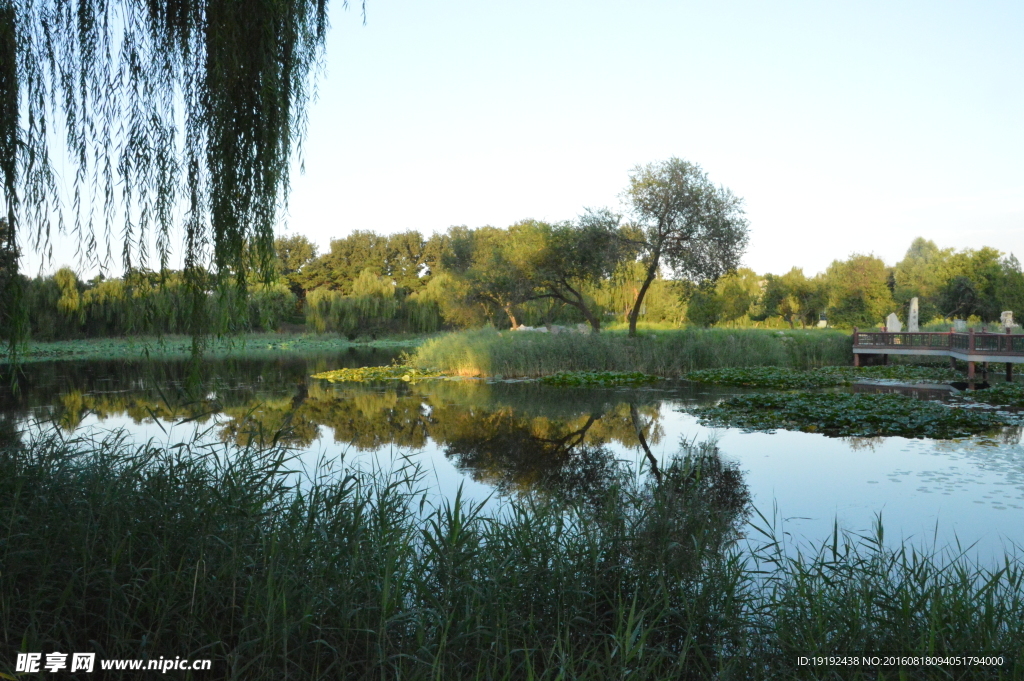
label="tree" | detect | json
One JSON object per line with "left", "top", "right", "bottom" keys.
{"left": 274, "top": 234, "right": 319, "bottom": 296}
{"left": 528, "top": 210, "right": 625, "bottom": 332}
{"left": 686, "top": 286, "right": 722, "bottom": 327}
{"left": 441, "top": 225, "right": 540, "bottom": 329}
{"left": 825, "top": 254, "right": 894, "bottom": 328}
{"left": 892, "top": 238, "right": 954, "bottom": 324}
{"left": 623, "top": 158, "right": 749, "bottom": 337}
{"left": 759, "top": 267, "right": 825, "bottom": 328}
{"left": 2, "top": 0, "right": 358, "bottom": 358}
{"left": 715, "top": 267, "right": 762, "bottom": 323}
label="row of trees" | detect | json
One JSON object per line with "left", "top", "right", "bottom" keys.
{"left": 689, "top": 241, "right": 1024, "bottom": 329}
{"left": 26, "top": 228, "right": 1022, "bottom": 341}
{"left": 21, "top": 268, "right": 297, "bottom": 341}
{"left": 14, "top": 165, "right": 1024, "bottom": 341}
{"left": 290, "top": 158, "right": 749, "bottom": 336}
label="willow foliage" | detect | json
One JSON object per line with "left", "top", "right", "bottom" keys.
{"left": 1, "top": 0, "right": 360, "bottom": 357}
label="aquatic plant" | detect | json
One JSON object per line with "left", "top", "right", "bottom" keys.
{"left": 686, "top": 365, "right": 964, "bottom": 390}
{"left": 686, "top": 366, "right": 841, "bottom": 389}
{"left": 311, "top": 364, "right": 445, "bottom": 383}
{"left": 968, "top": 382, "right": 1024, "bottom": 408}
{"left": 410, "top": 327, "right": 852, "bottom": 378}
{"left": 818, "top": 364, "right": 963, "bottom": 383}
{"left": 539, "top": 370, "right": 660, "bottom": 387}
{"left": 690, "top": 392, "right": 1008, "bottom": 438}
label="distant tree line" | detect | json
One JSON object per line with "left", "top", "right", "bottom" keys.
{"left": 19, "top": 228, "right": 1024, "bottom": 342}
{"left": 688, "top": 239, "right": 1024, "bottom": 329}
{"left": 12, "top": 158, "right": 1024, "bottom": 341}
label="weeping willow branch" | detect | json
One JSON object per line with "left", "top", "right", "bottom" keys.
{"left": 1, "top": 0, "right": 363, "bottom": 363}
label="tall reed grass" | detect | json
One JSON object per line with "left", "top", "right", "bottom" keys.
{"left": 2, "top": 429, "right": 1021, "bottom": 679}
{"left": 409, "top": 327, "right": 853, "bottom": 377}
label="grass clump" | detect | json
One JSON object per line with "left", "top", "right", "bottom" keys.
{"left": 410, "top": 327, "right": 852, "bottom": 378}
{"left": 539, "top": 370, "right": 660, "bottom": 387}
{"left": 0, "top": 430, "right": 753, "bottom": 680}
{"left": 14, "top": 333, "right": 430, "bottom": 364}
{"left": 691, "top": 392, "right": 1009, "bottom": 438}
{"left": 311, "top": 364, "right": 445, "bottom": 382}
{"left": 1, "top": 430, "right": 1022, "bottom": 677}
{"left": 746, "top": 514, "right": 1024, "bottom": 676}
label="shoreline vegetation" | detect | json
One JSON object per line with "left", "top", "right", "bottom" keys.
{"left": 408, "top": 327, "right": 853, "bottom": 378}
{"left": 1, "top": 429, "right": 1020, "bottom": 679}
{"left": 4, "top": 428, "right": 1019, "bottom": 675}
{"left": 7, "top": 327, "right": 852, "bottom": 370}
{"left": 4, "top": 332, "right": 431, "bottom": 364}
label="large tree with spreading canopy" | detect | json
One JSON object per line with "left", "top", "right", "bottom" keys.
{"left": 1, "top": 0, "right": 361, "bottom": 360}
{"left": 623, "top": 158, "right": 749, "bottom": 337}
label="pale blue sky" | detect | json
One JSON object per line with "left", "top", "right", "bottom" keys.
{"left": 31, "top": 0, "right": 1024, "bottom": 277}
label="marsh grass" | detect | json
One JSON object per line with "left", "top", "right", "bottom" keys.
{"left": 746, "top": 511, "right": 1024, "bottom": 678}
{"left": 2, "top": 429, "right": 1022, "bottom": 679}
{"left": 10, "top": 333, "right": 431, "bottom": 364}
{"left": 409, "top": 328, "right": 852, "bottom": 378}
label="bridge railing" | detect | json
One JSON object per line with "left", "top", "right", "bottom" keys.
{"left": 854, "top": 331, "right": 951, "bottom": 349}
{"left": 853, "top": 328, "right": 1024, "bottom": 356}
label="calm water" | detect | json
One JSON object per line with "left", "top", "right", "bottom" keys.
{"left": 3, "top": 352, "right": 1023, "bottom": 560}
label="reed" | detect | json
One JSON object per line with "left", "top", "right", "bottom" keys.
{"left": 2, "top": 430, "right": 1021, "bottom": 679}
{"left": 409, "top": 327, "right": 853, "bottom": 377}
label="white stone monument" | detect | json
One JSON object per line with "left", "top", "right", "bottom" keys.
{"left": 1001, "top": 311, "right": 1014, "bottom": 328}
{"left": 908, "top": 297, "right": 920, "bottom": 332}
{"left": 885, "top": 312, "right": 902, "bottom": 332}
{"left": 954, "top": 319, "right": 967, "bottom": 332}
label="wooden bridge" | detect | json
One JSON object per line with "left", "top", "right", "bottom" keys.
{"left": 852, "top": 327, "right": 1024, "bottom": 380}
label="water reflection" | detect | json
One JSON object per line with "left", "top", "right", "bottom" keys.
{"left": 5, "top": 356, "right": 1024, "bottom": 556}
{"left": 2, "top": 356, "right": 678, "bottom": 499}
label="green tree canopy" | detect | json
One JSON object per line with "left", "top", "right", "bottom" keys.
{"left": 528, "top": 209, "right": 625, "bottom": 332}
{"left": 825, "top": 254, "right": 895, "bottom": 328}
{"left": 441, "top": 225, "right": 540, "bottom": 329}
{"left": 892, "top": 237, "right": 954, "bottom": 323}
{"left": 623, "top": 158, "right": 749, "bottom": 336}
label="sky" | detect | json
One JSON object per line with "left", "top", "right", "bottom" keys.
{"left": 25, "top": 0, "right": 1024, "bottom": 277}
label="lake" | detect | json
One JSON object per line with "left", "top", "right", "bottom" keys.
{"left": 3, "top": 350, "right": 1023, "bottom": 561}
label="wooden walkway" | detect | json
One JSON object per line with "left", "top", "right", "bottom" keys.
{"left": 852, "top": 327, "right": 1024, "bottom": 380}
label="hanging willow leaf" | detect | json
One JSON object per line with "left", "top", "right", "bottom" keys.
{"left": 0, "top": 0, "right": 364, "bottom": 368}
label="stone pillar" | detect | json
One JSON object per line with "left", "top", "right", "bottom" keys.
{"left": 908, "top": 297, "right": 919, "bottom": 332}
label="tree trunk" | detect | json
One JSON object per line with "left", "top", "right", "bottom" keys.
{"left": 627, "top": 255, "right": 660, "bottom": 337}
{"left": 630, "top": 403, "right": 661, "bottom": 483}
{"left": 562, "top": 293, "right": 601, "bottom": 333}
{"left": 581, "top": 304, "right": 601, "bottom": 333}
{"left": 504, "top": 305, "right": 519, "bottom": 329}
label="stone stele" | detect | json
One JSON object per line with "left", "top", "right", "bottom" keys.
{"left": 908, "top": 297, "right": 919, "bottom": 332}
{"left": 1001, "top": 311, "right": 1014, "bottom": 328}
{"left": 885, "top": 312, "right": 902, "bottom": 332}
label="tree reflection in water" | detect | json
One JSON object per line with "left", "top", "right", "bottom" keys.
{"left": 3, "top": 359, "right": 752, "bottom": 546}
